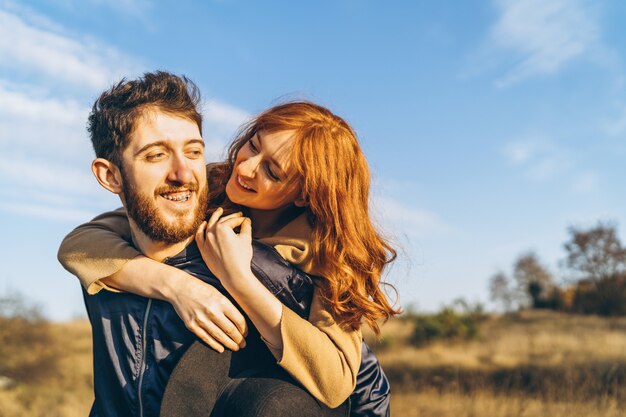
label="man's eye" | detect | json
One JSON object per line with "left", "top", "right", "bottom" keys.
{"left": 146, "top": 153, "right": 166, "bottom": 161}
{"left": 186, "top": 149, "right": 203, "bottom": 158}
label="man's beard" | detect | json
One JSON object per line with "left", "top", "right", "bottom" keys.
{"left": 121, "top": 175, "right": 208, "bottom": 245}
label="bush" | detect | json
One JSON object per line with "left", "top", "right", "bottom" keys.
{"left": 409, "top": 300, "right": 484, "bottom": 347}
{"left": 0, "top": 292, "right": 59, "bottom": 383}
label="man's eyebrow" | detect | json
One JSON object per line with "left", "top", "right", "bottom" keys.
{"left": 134, "top": 139, "right": 205, "bottom": 156}
{"left": 256, "top": 133, "right": 286, "bottom": 174}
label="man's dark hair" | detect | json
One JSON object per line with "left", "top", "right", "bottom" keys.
{"left": 88, "top": 71, "right": 203, "bottom": 167}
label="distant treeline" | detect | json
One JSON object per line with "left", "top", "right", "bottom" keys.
{"left": 489, "top": 222, "right": 626, "bottom": 316}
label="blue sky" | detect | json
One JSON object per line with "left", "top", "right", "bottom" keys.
{"left": 2, "top": 0, "right": 626, "bottom": 320}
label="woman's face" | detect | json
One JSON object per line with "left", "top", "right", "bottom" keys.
{"left": 225, "top": 130, "right": 304, "bottom": 211}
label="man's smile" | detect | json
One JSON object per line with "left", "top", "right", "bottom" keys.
{"left": 161, "top": 190, "right": 192, "bottom": 202}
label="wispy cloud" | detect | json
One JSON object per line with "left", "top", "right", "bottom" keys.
{"left": 372, "top": 196, "right": 452, "bottom": 239}
{"left": 0, "top": 7, "right": 252, "bottom": 222}
{"left": 0, "top": 202, "right": 97, "bottom": 223}
{"left": 487, "top": 0, "right": 600, "bottom": 87}
{"left": 202, "top": 100, "right": 251, "bottom": 160}
{"left": 503, "top": 136, "right": 572, "bottom": 181}
{"left": 602, "top": 105, "right": 626, "bottom": 137}
{"left": 571, "top": 171, "right": 600, "bottom": 193}
{"left": 0, "top": 9, "right": 140, "bottom": 90}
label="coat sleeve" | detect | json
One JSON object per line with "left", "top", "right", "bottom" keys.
{"left": 57, "top": 208, "right": 140, "bottom": 294}
{"left": 276, "top": 287, "right": 362, "bottom": 408}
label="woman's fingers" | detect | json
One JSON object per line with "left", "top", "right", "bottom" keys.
{"left": 240, "top": 218, "right": 252, "bottom": 240}
{"left": 219, "top": 211, "right": 243, "bottom": 222}
{"left": 195, "top": 221, "right": 207, "bottom": 244}
{"left": 217, "top": 216, "right": 248, "bottom": 231}
{"left": 207, "top": 207, "right": 224, "bottom": 229}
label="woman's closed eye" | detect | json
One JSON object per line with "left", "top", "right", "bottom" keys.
{"left": 265, "top": 163, "right": 280, "bottom": 181}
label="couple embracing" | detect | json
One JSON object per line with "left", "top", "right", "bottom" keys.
{"left": 58, "top": 71, "right": 399, "bottom": 417}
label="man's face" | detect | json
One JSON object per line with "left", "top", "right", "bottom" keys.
{"left": 119, "top": 110, "right": 208, "bottom": 244}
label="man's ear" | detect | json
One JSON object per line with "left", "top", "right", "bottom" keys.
{"left": 92, "top": 158, "right": 123, "bottom": 194}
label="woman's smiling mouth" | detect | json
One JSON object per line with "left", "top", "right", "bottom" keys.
{"left": 237, "top": 175, "right": 255, "bottom": 192}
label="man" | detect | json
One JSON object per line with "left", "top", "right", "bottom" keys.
{"left": 71, "top": 71, "right": 324, "bottom": 417}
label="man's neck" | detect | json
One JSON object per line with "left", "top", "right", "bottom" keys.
{"left": 128, "top": 219, "right": 194, "bottom": 262}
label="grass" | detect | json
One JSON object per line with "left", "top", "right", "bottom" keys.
{"left": 3, "top": 310, "right": 626, "bottom": 416}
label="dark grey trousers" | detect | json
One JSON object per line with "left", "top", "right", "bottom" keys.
{"left": 160, "top": 341, "right": 349, "bottom": 417}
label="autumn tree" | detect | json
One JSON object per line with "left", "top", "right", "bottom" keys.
{"left": 513, "top": 252, "right": 554, "bottom": 308}
{"left": 563, "top": 222, "right": 626, "bottom": 315}
{"left": 563, "top": 222, "right": 626, "bottom": 284}
{"left": 489, "top": 271, "right": 514, "bottom": 312}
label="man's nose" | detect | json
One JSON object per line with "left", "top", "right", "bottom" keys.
{"left": 167, "top": 154, "right": 193, "bottom": 184}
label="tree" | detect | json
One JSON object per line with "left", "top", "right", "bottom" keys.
{"left": 513, "top": 252, "right": 554, "bottom": 308}
{"left": 489, "top": 271, "right": 514, "bottom": 312}
{"left": 563, "top": 222, "right": 626, "bottom": 316}
{"left": 563, "top": 222, "right": 626, "bottom": 284}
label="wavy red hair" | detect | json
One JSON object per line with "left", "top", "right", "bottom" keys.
{"left": 208, "top": 101, "right": 400, "bottom": 334}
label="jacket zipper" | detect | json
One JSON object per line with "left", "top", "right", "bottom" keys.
{"left": 138, "top": 298, "right": 153, "bottom": 417}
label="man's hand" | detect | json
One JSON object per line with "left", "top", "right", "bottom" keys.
{"left": 168, "top": 275, "right": 248, "bottom": 353}
{"left": 102, "top": 256, "right": 248, "bottom": 353}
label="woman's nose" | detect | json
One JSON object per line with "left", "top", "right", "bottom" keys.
{"left": 237, "top": 154, "right": 261, "bottom": 178}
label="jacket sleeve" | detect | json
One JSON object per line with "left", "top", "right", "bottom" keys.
{"left": 57, "top": 208, "right": 140, "bottom": 294}
{"left": 277, "top": 287, "right": 362, "bottom": 408}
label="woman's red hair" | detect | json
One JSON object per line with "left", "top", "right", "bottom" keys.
{"left": 208, "top": 101, "right": 400, "bottom": 334}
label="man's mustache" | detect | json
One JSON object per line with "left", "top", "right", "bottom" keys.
{"left": 155, "top": 182, "right": 200, "bottom": 194}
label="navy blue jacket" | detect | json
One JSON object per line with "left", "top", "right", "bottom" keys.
{"left": 83, "top": 240, "right": 389, "bottom": 417}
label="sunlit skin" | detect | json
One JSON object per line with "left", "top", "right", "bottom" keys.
{"left": 93, "top": 111, "right": 207, "bottom": 260}
{"left": 224, "top": 130, "right": 306, "bottom": 236}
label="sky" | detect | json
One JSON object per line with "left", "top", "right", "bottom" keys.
{"left": 1, "top": 0, "right": 626, "bottom": 320}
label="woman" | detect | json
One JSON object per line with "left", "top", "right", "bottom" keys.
{"left": 59, "top": 101, "right": 399, "bottom": 416}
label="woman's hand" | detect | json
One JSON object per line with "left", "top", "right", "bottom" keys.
{"left": 196, "top": 208, "right": 254, "bottom": 285}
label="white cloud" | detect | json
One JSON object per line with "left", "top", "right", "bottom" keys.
{"left": 0, "top": 7, "right": 253, "bottom": 223}
{"left": 602, "top": 105, "right": 626, "bottom": 137}
{"left": 571, "top": 171, "right": 600, "bottom": 193}
{"left": 0, "top": 202, "right": 96, "bottom": 223}
{"left": 372, "top": 196, "right": 452, "bottom": 238}
{"left": 0, "top": 156, "right": 97, "bottom": 195}
{"left": 502, "top": 137, "right": 571, "bottom": 181}
{"left": 489, "top": 0, "right": 599, "bottom": 87}
{"left": 202, "top": 99, "right": 251, "bottom": 160}
{"left": 0, "top": 9, "right": 140, "bottom": 90}
{"left": 0, "top": 82, "right": 87, "bottom": 126}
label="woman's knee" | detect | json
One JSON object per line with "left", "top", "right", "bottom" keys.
{"left": 216, "top": 375, "right": 348, "bottom": 417}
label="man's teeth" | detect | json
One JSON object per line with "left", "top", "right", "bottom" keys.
{"left": 238, "top": 176, "right": 253, "bottom": 191}
{"left": 162, "top": 192, "right": 191, "bottom": 201}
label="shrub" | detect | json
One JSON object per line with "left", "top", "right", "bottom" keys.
{"left": 409, "top": 300, "right": 484, "bottom": 347}
{"left": 0, "top": 292, "right": 60, "bottom": 384}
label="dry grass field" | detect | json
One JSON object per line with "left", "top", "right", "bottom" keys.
{"left": 3, "top": 310, "right": 626, "bottom": 416}
{"left": 370, "top": 310, "right": 626, "bottom": 415}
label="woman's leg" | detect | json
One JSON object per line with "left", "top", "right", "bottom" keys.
{"left": 161, "top": 341, "right": 349, "bottom": 417}
{"left": 212, "top": 367, "right": 349, "bottom": 417}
